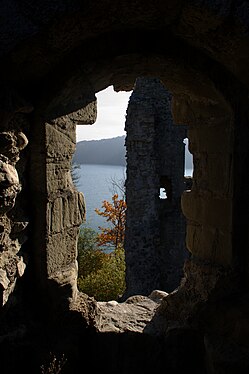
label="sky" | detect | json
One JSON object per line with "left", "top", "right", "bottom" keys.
{"left": 76, "top": 86, "right": 132, "bottom": 142}
{"left": 76, "top": 85, "right": 193, "bottom": 173}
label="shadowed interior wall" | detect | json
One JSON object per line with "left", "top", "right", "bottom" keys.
{"left": 1, "top": 2, "right": 249, "bottom": 372}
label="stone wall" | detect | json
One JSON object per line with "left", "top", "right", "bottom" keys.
{"left": 1, "top": 2, "right": 249, "bottom": 373}
{"left": 124, "top": 77, "right": 188, "bottom": 296}
{"left": 0, "top": 89, "right": 32, "bottom": 307}
{"left": 29, "top": 104, "right": 96, "bottom": 310}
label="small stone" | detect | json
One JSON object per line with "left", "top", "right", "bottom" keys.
{"left": 149, "top": 290, "right": 168, "bottom": 302}
{"left": 107, "top": 300, "right": 118, "bottom": 307}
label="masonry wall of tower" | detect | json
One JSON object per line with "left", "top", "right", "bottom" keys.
{"left": 124, "top": 77, "right": 188, "bottom": 296}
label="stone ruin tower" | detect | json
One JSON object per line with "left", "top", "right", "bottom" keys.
{"left": 124, "top": 77, "right": 189, "bottom": 297}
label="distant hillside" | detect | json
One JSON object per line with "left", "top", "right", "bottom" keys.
{"left": 73, "top": 136, "right": 126, "bottom": 166}
{"left": 73, "top": 135, "right": 193, "bottom": 169}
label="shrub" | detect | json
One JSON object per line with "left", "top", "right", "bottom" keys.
{"left": 77, "top": 226, "right": 107, "bottom": 278}
{"left": 77, "top": 244, "right": 126, "bottom": 301}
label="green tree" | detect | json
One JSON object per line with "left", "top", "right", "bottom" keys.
{"left": 77, "top": 190, "right": 127, "bottom": 301}
{"left": 77, "top": 226, "right": 106, "bottom": 279}
{"left": 77, "top": 245, "right": 125, "bottom": 301}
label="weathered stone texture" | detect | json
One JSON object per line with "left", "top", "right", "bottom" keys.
{"left": 180, "top": 97, "right": 234, "bottom": 267}
{"left": 44, "top": 115, "right": 87, "bottom": 303}
{"left": 1, "top": 1, "right": 249, "bottom": 373}
{"left": 124, "top": 77, "right": 188, "bottom": 297}
{"left": 95, "top": 290, "right": 168, "bottom": 334}
{"left": 0, "top": 111, "right": 30, "bottom": 306}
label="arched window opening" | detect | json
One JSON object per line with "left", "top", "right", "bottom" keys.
{"left": 1, "top": 5, "right": 241, "bottom": 374}
{"left": 159, "top": 176, "right": 172, "bottom": 201}
{"left": 73, "top": 86, "right": 131, "bottom": 302}
{"left": 159, "top": 187, "right": 167, "bottom": 199}
{"left": 183, "top": 138, "right": 193, "bottom": 177}
{"left": 183, "top": 138, "right": 193, "bottom": 191}
{"left": 69, "top": 80, "right": 196, "bottom": 302}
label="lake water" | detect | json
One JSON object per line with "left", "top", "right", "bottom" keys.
{"left": 77, "top": 164, "right": 193, "bottom": 232}
{"left": 77, "top": 164, "right": 126, "bottom": 232}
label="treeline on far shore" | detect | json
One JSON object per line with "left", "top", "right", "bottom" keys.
{"left": 73, "top": 135, "right": 193, "bottom": 169}
{"left": 73, "top": 136, "right": 126, "bottom": 166}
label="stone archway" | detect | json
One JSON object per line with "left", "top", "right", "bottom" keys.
{"left": 0, "top": 37, "right": 236, "bottom": 312}
{"left": 25, "top": 43, "right": 235, "bottom": 317}
{"left": 1, "top": 2, "right": 249, "bottom": 372}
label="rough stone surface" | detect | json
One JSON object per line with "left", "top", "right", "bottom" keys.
{"left": 0, "top": 2, "right": 249, "bottom": 373}
{"left": 124, "top": 77, "right": 189, "bottom": 297}
{"left": 30, "top": 112, "right": 88, "bottom": 308}
{"left": 0, "top": 113, "right": 30, "bottom": 307}
{"left": 95, "top": 290, "right": 168, "bottom": 334}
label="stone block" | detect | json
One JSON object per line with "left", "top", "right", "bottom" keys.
{"left": 191, "top": 150, "right": 233, "bottom": 197}
{"left": 186, "top": 223, "right": 232, "bottom": 265}
{"left": 46, "top": 164, "right": 71, "bottom": 193}
{"left": 46, "top": 227, "right": 78, "bottom": 277}
{"left": 182, "top": 191, "right": 232, "bottom": 230}
{"left": 206, "top": 153, "right": 233, "bottom": 196}
{"left": 50, "top": 197, "right": 63, "bottom": 234}
{"left": 67, "top": 104, "right": 97, "bottom": 125}
{"left": 188, "top": 124, "right": 232, "bottom": 154}
{"left": 181, "top": 191, "right": 201, "bottom": 224}
{"left": 46, "top": 123, "right": 75, "bottom": 160}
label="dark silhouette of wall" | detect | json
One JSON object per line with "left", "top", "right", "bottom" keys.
{"left": 124, "top": 77, "right": 189, "bottom": 296}
{"left": 1, "top": 2, "right": 249, "bottom": 373}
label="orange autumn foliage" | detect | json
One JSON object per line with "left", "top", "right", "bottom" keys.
{"left": 95, "top": 193, "right": 127, "bottom": 249}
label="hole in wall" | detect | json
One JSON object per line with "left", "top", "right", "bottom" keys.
{"left": 183, "top": 138, "right": 193, "bottom": 192}
{"left": 159, "top": 187, "right": 167, "bottom": 199}
{"left": 74, "top": 86, "right": 130, "bottom": 231}
{"left": 184, "top": 138, "right": 193, "bottom": 177}
{"left": 73, "top": 86, "right": 131, "bottom": 301}
{"left": 70, "top": 79, "right": 193, "bottom": 301}
{"left": 159, "top": 176, "right": 172, "bottom": 200}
